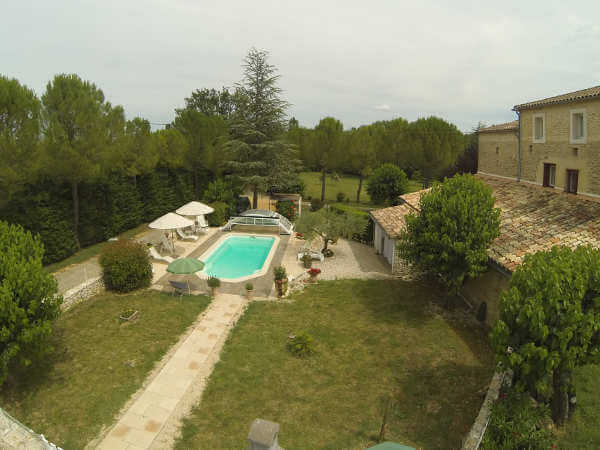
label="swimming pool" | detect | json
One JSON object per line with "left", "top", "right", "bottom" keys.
{"left": 200, "top": 235, "right": 276, "bottom": 280}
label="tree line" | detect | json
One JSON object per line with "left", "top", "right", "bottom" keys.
{"left": 287, "top": 115, "right": 476, "bottom": 202}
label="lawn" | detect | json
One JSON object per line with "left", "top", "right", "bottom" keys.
{"left": 557, "top": 364, "right": 600, "bottom": 449}
{"left": 44, "top": 223, "right": 149, "bottom": 273}
{"left": 0, "top": 290, "right": 210, "bottom": 450}
{"left": 175, "top": 279, "right": 493, "bottom": 449}
{"left": 300, "top": 171, "right": 424, "bottom": 206}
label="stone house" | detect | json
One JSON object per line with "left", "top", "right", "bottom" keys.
{"left": 478, "top": 85, "right": 600, "bottom": 197}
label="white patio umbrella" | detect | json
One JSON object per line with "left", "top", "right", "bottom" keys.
{"left": 149, "top": 213, "right": 194, "bottom": 251}
{"left": 176, "top": 201, "right": 214, "bottom": 230}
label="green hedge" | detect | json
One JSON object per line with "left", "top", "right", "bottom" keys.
{"left": 330, "top": 204, "right": 374, "bottom": 244}
{"left": 0, "top": 168, "right": 207, "bottom": 265}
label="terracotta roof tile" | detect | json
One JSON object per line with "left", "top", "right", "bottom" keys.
{"left": 369, "top": 189, "right": 430, "bottom": 239}
{"left": 478, "top": 121, "right": 519, "bottom": 133}
{"left": 513, "top": 85, "right": 600, "bottom": 111}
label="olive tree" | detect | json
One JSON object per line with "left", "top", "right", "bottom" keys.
{"left": 0, "top": 221, "right": 61, "bottom": 385}
{"left": 295, "top": 208, "right": 367, "bottom": 254}
{"left": 398, "top": 174, "right": 501, "bottom": 294}
{"left": 491, "top": 246, "right": 600, "bottom": 424}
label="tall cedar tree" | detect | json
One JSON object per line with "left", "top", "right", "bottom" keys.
{"left": 398, "top": 174, "right": 500, "bottom": 295}
{"left": 42, "top": 74, "right": 121, "bottom": 249}
{"left": 225, "top": 48, "right": 300, "bottom": 208}
{"left": 0, "top": 76, "right": 42, "bottom": 205}
{"left": 0, "top": 221, "right": 61, "bottom": 386}
{"left": 491, "top": 246, "right": 600, "bottom": 424}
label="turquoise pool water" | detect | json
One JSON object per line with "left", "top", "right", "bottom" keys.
{"left": 202, "top": 235, "right": 275, "bottom": 279}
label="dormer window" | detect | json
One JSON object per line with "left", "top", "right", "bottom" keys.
{"left": 570, "top": 109, "right": 587, "bottom": 144}
{"left": 533, "top": 113, "right": 545, "bottom": 143}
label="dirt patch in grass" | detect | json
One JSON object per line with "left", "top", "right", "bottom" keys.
{"left": 0, "top": 290, "right": 210, "bottom": 450}
{"left": 175, "top": 279, "right": 493, "bottom": 449}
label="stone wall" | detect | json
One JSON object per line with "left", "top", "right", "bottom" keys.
{"left": 462, "top": 370, "right": 511, "bottom": 450}
{"left": 478, "top": 131, "right": 519, "bottom": 180}
{"left": 520, "top": 99, "right": 600, "bottom": 195}
{"left": 61, "top": 276, "right": 105, "bottom": 311}
{"left": 0, "top": 407, "right": 62, "bottom": 449}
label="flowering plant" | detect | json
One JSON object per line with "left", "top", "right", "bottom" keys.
{"left": 307, "top": 268, "right": 321, "bottom": 276}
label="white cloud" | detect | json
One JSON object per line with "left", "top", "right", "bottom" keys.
{"left": 374, "top": 104, "right": 391, "bottom": 111}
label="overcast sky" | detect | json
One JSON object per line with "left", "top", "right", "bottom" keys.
{"left": 3, "top": 0, "right": 600, "bottom": 132}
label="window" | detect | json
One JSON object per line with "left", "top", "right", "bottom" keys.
{"left": 566, "top": 169, "right": 579, "bottom": 194}
{"left": 543, "top": 163, "right": 556, "bottom": 187}
{"left": 570, "top": 109, "right": 587, "bottom": 144}
{"left": 533, "top": 113, "right": 545, "bottom": 143}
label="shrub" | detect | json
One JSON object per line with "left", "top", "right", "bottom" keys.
{"left": 99, "top": 239, "right": 152, "bottom": 293}
{"left": 336, "top": 192, "right": 345, "bottom": 202}
{"left": 273, "top": 265, "right": 287, "bottom": 281}
{"left": 330, "top": 204, "right": 373, "bottom": 244}
{"left": 276, "top": 200, "right": 296, "bottom": 221}
{"left": 366, "top": 163, "right": 409, "bottom": 205}
{"left": 0, "top": 221, "right": 62, "bottom": 386}
{"left": 235, "top": 195, "right": 251, "bottom": 214}
{"left": 482, "top": 390, "right": 554, "bottom": 449}
{"left": 207, "top": 276, "right": 221, "bottom": 288}
{"left": 203, "top": 179, "right": 234, "bottom": 205}
{"left": 287, "top": 332, "right": 315, "bottom": 358}
{"left": 310, "top": 198, "right": 323, "bottom": 211}
{"left": 301, "top": 253, "right": 312, "bottom": 268}
{"left": 398, "top": 174, "right": 500, "bottom": 294}
{"left": 245, "top": 282, "right": 253, "bottom": 291}
{"left": 207, "top": 201, "right": 230, "bottom": 226}
{"left": 307, "top": 268, "right": 321, "bottom": 276}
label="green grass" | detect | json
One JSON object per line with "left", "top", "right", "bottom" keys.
{"left": 557, "top": 364, "right": 600, "bottom": 449}
{"left": 175, "top": 279, "right": 493, "bottom": 449}
{"left": 0, "top": 290, "right": 210, "bottom": 450}
{"left": 300, "top": 171, "right": 423, "bottom": 206}
{"left": 44, "top": 223, "right": 149, "bottom": 273}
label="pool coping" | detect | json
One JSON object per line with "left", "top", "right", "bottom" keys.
{"left": 195, "top": 232, "right": 280, "bottom": 283}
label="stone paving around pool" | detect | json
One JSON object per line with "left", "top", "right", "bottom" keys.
{"left": 94, "top": 293, "right": 247, "bottom": 450}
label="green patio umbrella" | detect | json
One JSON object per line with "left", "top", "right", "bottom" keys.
{"left": 367, "top": 443, "right": 415, "bottom": 450}
{"left": 166, "top": 258, "right": 205, "bottom": 294}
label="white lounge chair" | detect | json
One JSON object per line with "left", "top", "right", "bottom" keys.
{"left": 177, "top": 228, "right": 198, "bottom": 241}
{"left": 149, "top": 246, "right": 174, "bottom": 263}
{"left": 159, "top": 235, "right": 176, "bottom": 254}
{"left": 297, "top": 240, "right": 324, "bottom": 262}
{"left": 197, "top": 215, "right": 209, "bottom": 232}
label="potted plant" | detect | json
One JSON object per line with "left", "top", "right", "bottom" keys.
{"left": 273, "top": 265, "right": 288, "bottom": 298}
{"left": 307, "top": 267, "right": 321, "bottom": 283}
{"left": 245, "top": 282, "right": 254, "bottom": 300}
{"left": 301, "top": 253, "right": 312, "bottom": 269}
{"left": 207, "top": 276, "right": 220, "bottom": 298}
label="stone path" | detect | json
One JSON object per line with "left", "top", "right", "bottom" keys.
{"left": 96, "top": 293, "right": 247, "bottom": 450}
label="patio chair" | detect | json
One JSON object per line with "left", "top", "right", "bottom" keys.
{"left": 169, "top": 280, "right": 190, "bottom": 296}
{"left": 176, "top": 228, "right": 198, "bottom": 241}
{"left": 149, "top": 247, "right": 174, "bottom": 263}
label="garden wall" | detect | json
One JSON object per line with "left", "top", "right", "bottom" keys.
{"left": 0, "top": 406, "right": 61, "bottom": 449}
{"left": 61, "top": 277, "right": 105, "bottom": 311}
{"left": 461, "top": 266, "right": 510, "bottom": 326}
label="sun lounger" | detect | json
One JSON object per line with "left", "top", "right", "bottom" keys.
{"left": 177, "top": 228, "right": 198, "bottom": 241}
{"left": 149, "top": 246, "right": 174, "bottom": 263}
{"left": 197, "top": 215, "right": 209, "bottom": 232}
{"left": 159, "top": 235, "right": 176, "bottom": 254}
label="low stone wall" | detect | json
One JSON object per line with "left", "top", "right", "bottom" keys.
{"left": 0, "top": 406, "right": 62, "bottom": 449}
{"left": 462, "top": 370, "right": 512, "bottom": 450}
{"left": 61, "top": 276, "right": 105, "bottom": 311}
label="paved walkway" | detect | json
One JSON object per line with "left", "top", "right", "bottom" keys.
{"left": 96, "top": 293, "right": 247, "bottom": 450}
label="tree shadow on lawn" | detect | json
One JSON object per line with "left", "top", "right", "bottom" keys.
{"left": 388, "top": 360, "right": 491, "bottom": 450}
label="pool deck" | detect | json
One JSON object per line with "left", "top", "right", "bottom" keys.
{"left": 153, "top": 229, "right": 291, "bottom": 298}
